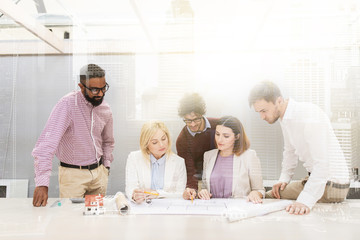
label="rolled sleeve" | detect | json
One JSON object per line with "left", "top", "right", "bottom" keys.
{"left": 101, "top": 115, "right": 115, "bottom": 168}
{"left": 32, "top": 99, "right": 71, "bottom": 187}
{"left": 296, "top": 123, "right": 330, "bottom": 208}
{"left": 279, "top": 124, "right": 298, "bottom": 184}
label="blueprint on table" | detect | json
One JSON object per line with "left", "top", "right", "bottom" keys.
{"left": 129, "top": 198, "right": 293, "bottom": 219}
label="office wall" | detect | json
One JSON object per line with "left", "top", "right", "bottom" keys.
{"left": 0, "top": 53, "right": 325, "bottom": 198}
{"left": 0, "top": 55, "right": 74, "bottom": 197}
{"left": 0, "top": 54, "right": 188, "bottom": 197}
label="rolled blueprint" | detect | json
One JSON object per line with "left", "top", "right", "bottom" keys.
{"left": 115, "top": 192, "right": 130, "bottom": 215}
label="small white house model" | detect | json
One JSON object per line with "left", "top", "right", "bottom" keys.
{"left": 83, "top": 194, "right": 105, "bottom": 215}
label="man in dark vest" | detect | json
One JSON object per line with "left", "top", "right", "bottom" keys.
{"left": 176, "top": 93, "right": 218, "bottom": 200}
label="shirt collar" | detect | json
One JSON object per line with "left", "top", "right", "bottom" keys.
{"left": 280, "top": 98, "right": 295, "bottom": 123}
{"left": 187, "top": 116, "right": 211, "bottom": 137}
{"left": 150, "top": 154, "right": 166, "bottom": 165}
{"left": 77, "top": 90, "right": 93, "bottom": 107}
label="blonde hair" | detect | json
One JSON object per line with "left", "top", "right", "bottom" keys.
{"left": 139, "top": 121, "right": 172, "bottom": 160}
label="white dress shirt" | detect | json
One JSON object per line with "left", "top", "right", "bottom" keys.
{"left": 279, "top": 99, "right": 350, "bottom": 208}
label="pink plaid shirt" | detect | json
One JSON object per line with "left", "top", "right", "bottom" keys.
{"left": 32, "top": 91, "right": 115, "bottom": 187}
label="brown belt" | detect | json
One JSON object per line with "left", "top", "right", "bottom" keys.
{"left": 326, "top": 181, "right": 350, "bottom": 189}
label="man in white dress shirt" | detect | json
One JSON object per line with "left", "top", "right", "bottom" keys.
{"left": 248, "top": 81, "right": 350, "bottom": 215}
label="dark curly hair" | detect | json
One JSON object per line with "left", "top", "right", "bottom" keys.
{"left": 178, "top": 93, "right": 206, "bottom": 117}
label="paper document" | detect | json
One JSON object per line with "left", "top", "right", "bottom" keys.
{"left": 129, "top": 198, "right": 293, "bottom": 218}
{"left": 225, "top": 200, "right": 293, "bottom": 222}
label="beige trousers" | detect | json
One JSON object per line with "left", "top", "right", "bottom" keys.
{"left": 58, "top": 164, "right": 109, "bottom": 198}
{"left": 266, "top": 178, "right": 349, "bottom": 203}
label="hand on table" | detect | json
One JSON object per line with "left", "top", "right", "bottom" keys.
{"left": 132, "top": 189, "right": 158, "bottom": 204}
{"left": 198, "top": 189, "right": 212, "bottom": 200}
{"left": 286, "top": 202, "right": 310, "bottom": 215}
{"left": 247, "top": 191, "right": 263, "bottom": 204}
{"left": 33, "top": 186, "right": 48, "bottom": 207}
{"left": 183, "top": 188, "right": 197, "bottom": 200}
{"left": 271, "top": 182, "right": 287, "bottom": 199}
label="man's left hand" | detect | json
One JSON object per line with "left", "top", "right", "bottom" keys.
{"left": 286, "top": 202, "right": 310, "bottom": 215}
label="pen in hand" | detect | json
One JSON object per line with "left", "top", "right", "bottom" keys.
{"left": 143, "top": 191, "right": 159, "bottom": 196}
{"left": 188, "top": 188, "right": 196, "bottom": 203}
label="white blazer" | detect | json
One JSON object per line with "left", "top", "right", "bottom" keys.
{"left": 125, "top": 150, "right": 187, "bottom": 199}
{"left": 202, "top": 149, "right": 265, "bottom": 198}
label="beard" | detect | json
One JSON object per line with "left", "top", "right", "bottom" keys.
{"left": 268, "top": 109, "right": 281, "bottom": 124}
{"left": 84, "top": 91, "right": 104, "bottom": 107}
{"left": 268, "top": 116, "right": 279, "bottom": 124}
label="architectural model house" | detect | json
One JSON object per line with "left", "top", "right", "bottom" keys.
{"left": 84, "top": 195, "right": 105, "bottom": 215}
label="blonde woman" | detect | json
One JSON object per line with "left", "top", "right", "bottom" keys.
{"left": 125, "top": 121, "right": 187, "bottom": 203}
{"left": 198, "top": 116, "right": 265, "bottom": 203}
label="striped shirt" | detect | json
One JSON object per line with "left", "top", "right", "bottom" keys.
{"left": 32, "top": 90, "right": 115, "bottom": 187}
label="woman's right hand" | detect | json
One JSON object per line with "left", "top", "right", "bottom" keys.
{"left": 132, "top": 189, "right": 146, "bottom": 203}
{"left": 198, "top": 189, "right": 212, "bottom": 200}
{"left": 183, "top": 188, "right": 197, "bottom": 200}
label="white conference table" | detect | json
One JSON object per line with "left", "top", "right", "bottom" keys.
{"left": 1, "top": 198, "right": 360, "bottom": 240}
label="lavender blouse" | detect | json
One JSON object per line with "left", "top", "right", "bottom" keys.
{"left": 209, "top": 154, "right": 234, "bottom": 198}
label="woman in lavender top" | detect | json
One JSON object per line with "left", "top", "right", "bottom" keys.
{"left": 198, "top": 116, "right": 265, "bottom": 203}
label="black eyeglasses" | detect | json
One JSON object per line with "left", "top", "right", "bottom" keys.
{"left": 82, "top": 83, "right": 109, "bottom": 95}
{"left": 183, "top": 117, "right": 202, "bottom": 124}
